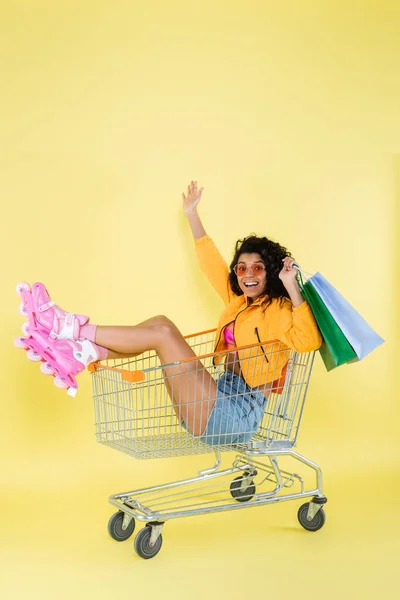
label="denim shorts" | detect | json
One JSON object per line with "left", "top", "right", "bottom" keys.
{"left": 182, "top": 369, "right": 267, "bottom": 446}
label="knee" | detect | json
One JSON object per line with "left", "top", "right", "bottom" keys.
{"left": 153, "top": 317, "right": 180, "bottom": 338}
{"left": 153, "top": 315, "right": 175, "bottom": 327}
{"left": 145, "top": 315, "right": 178, "bottom": 331}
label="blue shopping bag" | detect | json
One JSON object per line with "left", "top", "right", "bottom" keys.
{"left": 298, "top": 272, "right": 357, "bottom": 371}
{"left": 306, "top": 272, "right": 384, "bottom": 361}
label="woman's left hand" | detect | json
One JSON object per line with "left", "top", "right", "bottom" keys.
{"left": 279, "top": 256, "right": 299, "bottom": 286}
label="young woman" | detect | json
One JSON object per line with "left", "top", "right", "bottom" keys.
{"left": 16, "top": 181, "right": 322, "bottom": 445}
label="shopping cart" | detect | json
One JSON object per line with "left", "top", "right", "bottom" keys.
{"left": 88, "top": 329, "right": 327, "bottom": 559}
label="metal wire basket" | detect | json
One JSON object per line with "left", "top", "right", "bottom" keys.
{"left": 89, "top": 329, "right": 315, "bottom": 459}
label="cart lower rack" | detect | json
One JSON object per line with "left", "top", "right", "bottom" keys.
{"left": 89, "top": 329, "right": 327, "bottom": 559}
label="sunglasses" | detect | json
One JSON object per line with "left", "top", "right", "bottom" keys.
{"left": 233, "top": 263, "right": 266, "bottom": 276}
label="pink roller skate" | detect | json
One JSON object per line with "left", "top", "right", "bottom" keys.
{"left": 16, "top": 282, "right": 89, "bottom": 341}
{"left": 15, "top": 282, "right": 98, "bottom": 397}
{"left": 14, "top": 333, "right": 99, "bottom": 397}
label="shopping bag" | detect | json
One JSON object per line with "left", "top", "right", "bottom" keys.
{"left": 298, "top": 273, "right": 357, "bottom": 371}
{"left": 307, "top": 272, "right": 384, "bottom": 361}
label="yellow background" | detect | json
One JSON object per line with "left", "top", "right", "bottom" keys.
{"left": 1, "top": 1, "right": 399, "bottom": 598}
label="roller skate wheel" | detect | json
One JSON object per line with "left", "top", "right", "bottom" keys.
{"left": 27, "top": 349, "right": 42, "bottom": 362}
{"left": 67, "top": 386, "right": 78, "bottom": 397}
{"left": 22, "top": 322, "right": 30, "bottom": 336}
{"left": 19, "top": 302, "right": 28, "bottom": 316}
{"left": 54, "top": 377, "right": 68, "bottom": 389}
{"left": 40, "top": 362, "right": 54, "bottom": 376}
{"left": 14, "top": 336, "right": 27, "bottom": 349}
{"left": 16, "top": 282, "right": 30, "bottom": 296}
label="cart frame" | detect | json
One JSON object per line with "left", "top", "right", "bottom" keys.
{"left": 89, "top": 329, "right": 327, "bottom": 558}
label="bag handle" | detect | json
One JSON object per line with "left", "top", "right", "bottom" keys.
{"left": 293, "top": 264, "right": 306, "bottom": 291}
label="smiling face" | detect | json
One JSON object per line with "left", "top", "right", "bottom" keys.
{"left": 235, "top": 252, "right": 267, "bottom": 302}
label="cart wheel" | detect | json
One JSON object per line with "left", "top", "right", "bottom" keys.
{"left": 297, "top": 503, "right": 326, "bottom": 532}
{"left": 108, "top": 511, "right": 135, "bottom": 541}
{"left": 230, "top": 475, "right": 256, "bottom": 502}
{"left": 134, "top": 526, "right": 163, "bottom": 559}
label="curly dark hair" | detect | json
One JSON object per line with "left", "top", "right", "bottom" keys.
{"left": 228, "top": 234, "right": 292, "bottom": 306}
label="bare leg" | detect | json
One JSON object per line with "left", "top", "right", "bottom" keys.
{"left": 99, "top": 316, "right": 178, "bottom": 360}
{"left": 94, "top": 316, "right": 217, "bottom": 436}
{"left": 105, "top": 349, "right": 138, "bottom": 360}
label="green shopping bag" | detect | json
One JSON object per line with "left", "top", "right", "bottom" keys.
{"left": 298, "top": 273, "right": 357, "bottom": 371}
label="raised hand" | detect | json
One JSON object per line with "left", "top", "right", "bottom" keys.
{"left": 279, "top": 256, "right": 299, "bottom": 286}
{"left": 182, "top": 181, "right": 204, "bottom": 214}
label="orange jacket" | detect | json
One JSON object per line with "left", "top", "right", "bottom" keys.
{"left": 195, "top": 235, "right": 322, "bottom": 387}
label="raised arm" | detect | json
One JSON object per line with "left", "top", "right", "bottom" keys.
{"left": 183, "top": 181, "right": 233, "bottom": 305}
{"left": 279, "top": 256, "right": 305, "bottom": 308}
{"left": 275, "top": 256, "right": 322, "bottom": 351}
{"left": 182, "top": 181, "right": 206, "bottom": 239}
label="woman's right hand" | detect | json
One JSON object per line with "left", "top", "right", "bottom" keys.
{"left": 182, "top": 181, "right": 204, "bottom": 214}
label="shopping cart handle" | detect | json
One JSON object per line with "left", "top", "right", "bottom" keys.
{"left": 87, "top": 362, "right": 146, "bottom": 383}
